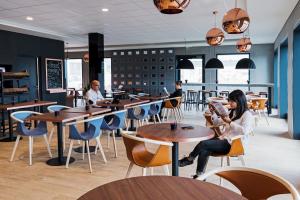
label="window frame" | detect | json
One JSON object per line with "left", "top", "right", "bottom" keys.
{"left": 216, "top": 53, "right": 251, "bottom": 85}
{"left": 176, "top": 54, "right": 205, "bottom": 83}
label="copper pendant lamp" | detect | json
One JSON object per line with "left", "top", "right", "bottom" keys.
{"left": 206, "top": 11, "right": 225, "bottom": 46}
{"left": 83, "top": 53, "right": 89, "bottom": 63}
{"left": 222, "top": 0, "right": 250, "bottom": 34}
{"left": 153, "top": 0, "right": 191, "bottom": 14}
{"left": 236, "top": 37, "right": 252, "bottom": 52}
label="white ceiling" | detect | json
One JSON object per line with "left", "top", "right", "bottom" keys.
{"left": 0, "top": 0, "right": 298, "bottom": 48}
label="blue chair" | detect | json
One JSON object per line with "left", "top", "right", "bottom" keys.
{"left": 65, "top": 116, "right": 107, "bottom": 173}
{"left": 10, "top": 111, "right": 52, "bottom": 166}
{"left": 148, "top": 100, "right": 163, "bottom": 123}
{"left": 100, "top": 110, "right": 127, "bottom": 158}
{"left": 47, "top": 105, "right": 71, "bottom": 150}
{"left": 126, "top": 103, "right": 151, "bottom": 130}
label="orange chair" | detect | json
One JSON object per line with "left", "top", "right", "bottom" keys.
{"left": 198, "top": 167, "right": 300, "bottom": 200}
{"left": 162, "top": 97, "right": 182, "bottom": 122}
{"left": 121, "top": 131, "right": 172, "bottom": 177}
{"left": 250, "top": 98, "right": 270, "bottom": 126}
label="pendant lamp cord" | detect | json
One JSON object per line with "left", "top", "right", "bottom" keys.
{"left": 235, "top": 0, "right": 237, "bottom": 8}
{"left": 213, "top": 11, "right": 217, "bottom": 27}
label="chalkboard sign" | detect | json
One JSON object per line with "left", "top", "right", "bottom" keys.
{"left": 46, "top": 58, "right": 63, "bottom": 90}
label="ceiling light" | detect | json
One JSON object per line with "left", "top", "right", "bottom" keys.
{"left": 26, "top": 16, "right": 34, "bottom": 21}
{"left": 153, "top": 0, "right": 191, "bottom": 14}
{"left": 102, "top": 8, "right": 109, "bottom": 12}
{"left": 206, "top": 11, "right": 225, "bottom": 46}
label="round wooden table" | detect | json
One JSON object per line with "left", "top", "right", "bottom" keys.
{"left": 78, "top": 176, "right": 246, "bottom": 200}
{"left": 137, "top": 123, "right": 215, "bottom": 176}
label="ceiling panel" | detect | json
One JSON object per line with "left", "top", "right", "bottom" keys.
{"left": 0, "top": 0, "right": 298, "bottom": 48}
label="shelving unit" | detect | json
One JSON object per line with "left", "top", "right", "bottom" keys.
{"left": 0, "top": 70, "right": 30, "bottom": 136}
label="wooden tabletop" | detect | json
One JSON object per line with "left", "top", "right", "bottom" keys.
{"left": 78, "top": 176, "right": 246, "bottom": 200}
{"left": 0, "top": 101, "right": 57, "bottom": 111}
{"left": 29, "top": 112, "right": 89, "bottom": 123}
{"left": 62, "top": 106, "right": 111, "bottom": 116}
{"left": 97, "top": 99, "right": 150, "bottom": 109}
{"left": 137, "top": 123, "right": 215, "bottom": 143}
{"left": 138, "top": 95, "right": 169, "bottom": 101}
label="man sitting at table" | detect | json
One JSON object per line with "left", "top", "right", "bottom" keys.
{"left": 169, "top": 80, "right": 183, "bottom": 107}
{"left": 86, "top": 80, "right": 105, "bottom": 105}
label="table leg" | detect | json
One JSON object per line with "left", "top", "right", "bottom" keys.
{"left": 0, "top": 110, "right": 20, "bottom": 142}
{"left": 74, "top": 93, "right": 78, "bottom": 107}
{"left": 172, "top": 142, "right": 179, "bottom": 176}
{"left": 46, "top": 122, "right": 75, "bottom": 166}
{"left": 268, "top": 86, "right": 272, "bottom": 115}
{"left": 128, "top": 119, "right": 136, "bottom": 131}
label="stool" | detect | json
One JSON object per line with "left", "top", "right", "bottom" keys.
{"left": 185, "top": 90, "right": 197, "bottom": 111}
{"left": 219, "top": 91, "right": 230, "bottom": 97}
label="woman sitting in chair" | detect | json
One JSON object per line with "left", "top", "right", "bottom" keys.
{"left": 179, "top": 90, "right": 254, "bottom": 179}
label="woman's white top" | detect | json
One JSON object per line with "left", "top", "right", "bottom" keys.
{"left": 86, "top": 89, "right": 104, "bottom": 105}
{"left": 212, "top": 110, "right": 254, "bottom": 144}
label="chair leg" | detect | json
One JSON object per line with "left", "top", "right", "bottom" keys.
{"left": 220, "top": 157, "right": 224, "bottom": 167}
{"left": 107, "top": 131, "right": 110, "bottom": 149}
{"left": 10, "top": 135, "right": 21, "bottom": 162}
{"left": 43, "top": 135, "right": 52, "bottom": 158}
{"left": 112, "top": 130, "right": 118, "bottom": 158}
{"left": 150, "top": 167, "right": 154, "bottom": 175}
{"left": 66, "top": 140, "right": 74, "bottom": 169}
{"left": 48, "top": 127, "right": 54, "bottom": 146}
{"left": 166, "top": 109, "right": 170, "bottom": 121}
{"left": 226, "top": 156, "right": 230, "bottom": 166}
{"left": 162, "top": 109, "right": 166, "bottom": 122}
{"left": 163, "top": 165, "right": 170, "bottom": 176}
{"left": 142, "top": 168, "right": 147, "bottom": 176}
{"left": 238, "top": 155, "right": 246, "bottom": 166}
{"left": 82, "top": 141, "right": 85, "bottom": 160}
{"left": 156, "top": 114, "right": 161, "bottom": 123}
{"left": 29, "top": 136, "right": 33, "bottom": 166}
{"left": 263, "top": 112, "right": 270, "bottom": 126}
{"left": 126, "top": 162, "right": 134, "bottom": 178}
{"left": 96, "top": 137, "right": 107, "bottom": 163}
{"left": 86, "top": 141, "right": 92, "bottom": 173}
{"left": 63, "top": 126, "right": 66, "bottom": 151}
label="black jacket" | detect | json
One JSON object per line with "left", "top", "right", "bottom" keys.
{"left": 169, "top": 89, "right": 182, "bottom": 107}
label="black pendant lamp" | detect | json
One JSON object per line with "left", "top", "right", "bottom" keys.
{"left": 177, "top": 58, "right": 194, "bottom": 69}
{"left": 177, "top": 39, "right": 194, "bottom": 69}
{"left": 205, "top": 45, "right": 224, "bottom": 69}
{"left": 236, "top": 58, "right": 256, "bottom": 69}
{"left": 205, "top": 58, "right": 224, "bottom": 69}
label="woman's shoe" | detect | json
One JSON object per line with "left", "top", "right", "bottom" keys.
{"left": 179, "top": 156, "right": 193, "bottom": 167}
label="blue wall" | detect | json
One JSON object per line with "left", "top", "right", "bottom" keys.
{"left": 274, "top": 50, "right": 278, "bottom": 108}
{"left": 293, "top": 27, "right": 300, "bottom": 139}
{"left": 279, "top": 41, "right": 288, "bottom": 119}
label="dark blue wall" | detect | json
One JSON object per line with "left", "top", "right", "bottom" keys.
{"left": 274, "top": 50, "right": 278, "bottom": 108}
{"left": 0, "top": 29, "right": 66, "bottom": 105}
{"left": 279, "top": 40, "right": 288, "bottom": 119}
{"left": 293, "top": 26, "right": 300, "bottom": 139}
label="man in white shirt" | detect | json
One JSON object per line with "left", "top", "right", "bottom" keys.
{"left": 86, "top": 80, "right": 104, "bottom": 105}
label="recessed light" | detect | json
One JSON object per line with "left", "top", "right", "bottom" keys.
{"left": 26, "top": 16, "right": 34, "bottom": 21}
{"left": 102, "top": 8, "right": 109, "bottom": 12}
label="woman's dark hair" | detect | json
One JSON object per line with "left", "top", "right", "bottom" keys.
{"left": 228, "top": 90, "right": 248, "bottom": 121}
{"left": 175, "top": 81, "right": 182, "bottom": 86}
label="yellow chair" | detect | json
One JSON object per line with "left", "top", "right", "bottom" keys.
{"left": 250, "top": 98, "right": 270, "bottom": 126}
{"left": 204, "top": 113, "right": 246, "bottom": 167}
{"left": 198, "top": 167, "right": 300, "bottom": 200}
{"left": 121, "top": 131, "right": 172, "bottom": 177}
{"left": 162, "top": 97, "right": 182, "bottom": 122}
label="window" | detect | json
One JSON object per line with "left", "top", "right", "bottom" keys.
{"left": 66, "top": 59, "right": 82, "bottom": 89}
{"left": 217, "top": 54, "right": 249, "bottom": 84}
{"left": 180, "top": 58, "right": 203, "bottom": 83}
{"left": 104, "top": 58, "right": 112, "bottom": 91}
